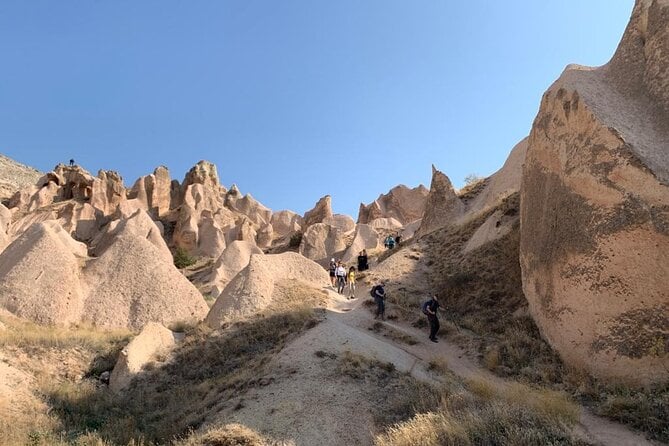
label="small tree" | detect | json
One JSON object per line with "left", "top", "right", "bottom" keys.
{"left": 464, "top": 173, "right": 484, "bottom": 186}
{"left": 173, "top": 247, "right": 196, "bottom": 269}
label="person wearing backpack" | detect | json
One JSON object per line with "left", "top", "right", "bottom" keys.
{"left": 371, "top": 282, "right": 386, "bottom": 320}
{"left": 328, "top": 258, "right": 337, "bottom": 287}
{"left": 335, "top": 261, "right": 347, "bottom": 294}
{"left": 422, "top": 295, "right": 440, "bottom": 343}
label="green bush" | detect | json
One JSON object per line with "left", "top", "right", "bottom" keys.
{"left": 173, "top": 247, "right": 196, "bottom": 269}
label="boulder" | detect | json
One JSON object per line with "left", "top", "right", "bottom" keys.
{"left": 109, "top": 322, "right": 179, "bottom": 392}
{"left": 0, "top": 221, "right": 87, "bottom": 325}
{"left": 298, "top": 222, "right": 347, "bottom": 264}
{"left": 207, "top": 240, "right": 264, "bottom": 297}
{"left": 417, "top": 166, "right": 465, "bottom": 236}
{"left": 303, "top": 195, "right": 333, "bottom": 228}
{"left": 92, "top": 209, "right": 171, "bottom": 261}
{"left": 358, "top": 184, "right": 429, "bottom": 225}
{"left": 196, "top": 210, "right": 227, "bottom": 258}
{"left": 256, "top": 223, "right": 274, "bottom": 249}
{"left": 520, "top": 0, "right": 669, "bottom": 385}
{"left": 341, "top": 224, "right": 380, "bottom": 263}
{"left": 206, "top": 252, "right": 329, "bottom": 326}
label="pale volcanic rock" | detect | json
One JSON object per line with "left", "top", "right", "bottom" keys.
{"left": 206, "top": 252, "right": 329, "bottom": 326}
{"left": 298, "top": 222, "right": 347, "bottom": 264}
{"left": 225, "top": 189, "right": 272, "bottom": 227}
{"left": 183, "top": 160, "right": 225, "bottom": 192}
{"left": 270, "top": 210, "right": 303, "bottom": 238}
{"left": 463, "top": 210, "right": 518, "bottom": 253}
{"left": 109, "top": 322, "right": 179, "bottom": 392}
{"left": 465, "top": 138, "right": 529, "bottom": 218}
{"left": 0, "top": 204, "right": 10, "bottom": 252}
{"left": 0, "top": 154, "right": 41, "bottom": 201}
{"left": 417, "top": 166, "right": 465, "bottom": 236}
{"left": 128, "top": 166, "right": 172, "bottom": 218}
{"left": 196, "top": 210, "right": 227, "bottom": 258}
{"left": 256, "top": 223, "right": 274, "bottom": 249}
{"left": 323, "top": 214, "right": 356, "bottom": 233}
{"left": 92, "top": 209, "right": 171, "bottom": 261}
{"left": 358, "top": 184, "right": 429, "bottom": 225}
{"left": 368, "top": 217, "right": 404, "bottom": 231}
{"left": 341, "top": 224, "right": 380, "bottom": 264}
{"left": 0, "top": 221, "right": 87, "bottom": 326}
{"left": 83, "top": 233, "right": 209, "bottom": 330}
{"left": 90, "top": 170, "right": 127, "bottom": 216}
{"left": 303, "top": 195, "right": 333, "bottom": 228}
{"left": 520, "top": 0, "right": 669, "bottom": 385}
{"left": 400, "top": 219, "right": 422, "bottom": 241}
{"left": 208, "top": 240, "right": 264, "bottom": 298}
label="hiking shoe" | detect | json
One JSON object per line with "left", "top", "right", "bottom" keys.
{"left": 430, "top": 338, "right": 438, "bottom": 343}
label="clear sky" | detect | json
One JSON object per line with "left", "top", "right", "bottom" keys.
{"left": 0, "top": 1, "right": 633, "bottom": 217}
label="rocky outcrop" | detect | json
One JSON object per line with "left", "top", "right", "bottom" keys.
{"left": 341, "top": 224, "right": 379, "bottom": 263}
{"left": 206, "top": 252, "right": 329, "bottom": 326}
{"left": 0, "top": 154, "right": 41, "bottom": 202}
{"left": 127, "top": 166, "right": 173, "bottom": 218}
{"left": 417, "top": 166, "right": 465, "bottom": 237}
{"left": 90, "top": 170, "right": 126, "bottom": 216}
{"left": 270, "top": 210, "right": 303, "bottom": 239}
{"left": 520, "top": 0, "right": 669, "bottom": 385}
{"left": 109, "top": 322, "right": 179, "bottom": 392}
{"left": 303, "top": 195, "right": 333, "bottom": 228}
{"left": 0, "top": 221, "right": 88, "bottom": 325}
{"left": 322, "top": 214, "right": 356, "bottom": 233}
{"left": 358, "top": 185, "right": 429, "bottom": 225}
{"left": 207, "top": 240, "right": 264, "bottom": 297}
{"left": 225, "top": 188, "right": 272, "bottom": 227}
{"left": 298, "top": 222, "right": 347, "bottom": 264}
{"left": 368, "top": 217, "right": 403, "bottom": 231}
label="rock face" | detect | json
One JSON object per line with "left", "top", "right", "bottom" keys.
{"left": 0, "top": 154, "right": 41, "bottom": 202}
{"left": 206, "top": 252, "right": 329, "bottom": 326}
{"left": 207, "top": 240, "right": 264, "bottom": 297}
{"left": 298, "top": 223, "right": 347, "bottom": 264}
{"left": 341, "top": 224, "right": 380, "bottom": 263}
{"left": 520, "top": 0, "right": 669, "bottom": 385}
{"left": 358, "top": 185, "right": 429, "bottom": 225}
{"left": 127, "top": 166, "right": 173, "bottom": 217}
{"left": 270, "top": 210, "right": 303, "bottom": 239}
{"left": 303, "top": 195, "right": 333, "bottom": 228}
{"left": 0, "top": 221, "right": 88, "bottom": 325}
{"left": 417, "top": 166, "right": 465, "bottom": 236}
{"left": 322, "top": 214, "right": 356, "bottom": 233}
{"left": 109, "top": 322, "right": 178, "bottom": 392}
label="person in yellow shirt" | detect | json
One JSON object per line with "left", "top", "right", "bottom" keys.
{"left": 347, "top": 266, "right": 356, "bottom": 300}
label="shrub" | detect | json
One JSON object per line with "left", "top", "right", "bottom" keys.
{"left": 173, "top": 247, "right": 196, "bottom": 269}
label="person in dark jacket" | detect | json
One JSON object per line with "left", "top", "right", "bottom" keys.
{"left": 357, "top": 250, "right": 369, "bottom": 272}
{"left": 372, "top": 282, "right": 386, "bottom": 320}
{"left": 422, "top": 295, "right": 440, "bottom": 343}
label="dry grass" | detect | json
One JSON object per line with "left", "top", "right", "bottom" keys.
{"left": 368, "top": 321, "right": 419, "bottom": 346}
{"left": 376, "top": 376, "right": 584, "bottom": 446}
{"left": 427, "top": 358, "right": 449, "bottom": 375}
{"left": 42, "top": 308, "right": 321, "bottom": 445}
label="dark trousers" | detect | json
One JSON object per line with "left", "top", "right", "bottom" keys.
{"left": 428, "top": 315, "right": 440, "bottom": 340}
{"left": 375, "top": 297, "right": 385, "bottom": 318}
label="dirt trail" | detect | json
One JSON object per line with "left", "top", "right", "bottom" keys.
{"left": 328, "top": 293, "right": 660, "bottom": 446}
{"left": 209, "top": 288, "right": 658, "bottom": 446}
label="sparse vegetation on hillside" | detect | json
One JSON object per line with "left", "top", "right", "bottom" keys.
{"left": 173, "top": 247, "right": 196, "bottom": 269}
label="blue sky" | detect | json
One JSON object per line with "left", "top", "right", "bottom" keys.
{"left": 0, "top": 1, "right": 633, "bottom": 217}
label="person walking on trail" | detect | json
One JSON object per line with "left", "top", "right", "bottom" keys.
{"left": 335, "top": 261, "right": 347, "bottom": 294}
{"left": 422, "top": 295, "right": 440, "bottom": 343}
{"left": 371, "top": 281, "right": 386, "bottom": 320}
{"left": 328, "top": 258, "right": 337, "bottom": 287}
{"left": 347, "top": 266, "right": 356, "bottom": 299}
{"left": 384, "top": 235, "right": 395, "bottom": 249}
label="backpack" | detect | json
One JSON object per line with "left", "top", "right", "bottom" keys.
{"left": 421, "top": 300, "right": 431, "bottom": 315}
{"left": 370, "top": 285, "right": 378, "bottom": 298}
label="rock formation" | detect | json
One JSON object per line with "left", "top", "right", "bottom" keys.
{"left": 303, "top": 195, "right": 333, "bottom": 228}
{"left": 0, "top": 154, "right": 41, "bottom": 202}
{"left": 417, "top": 166, "right": 465, "bottom": 237}
{"left": 520, "top": 0, "right": 669, "bottom": 385}
{"left": 0, "top": 221, "right": 88, "bottom": 325}
{"left": 127, "top": 166, "right": 173, "bottom": 218}
{"left": 206, "top": 252, "right": 329, "bottom": 326}
{"left": 270, "top": 210, "right": 303, "bottom": 239}
{"left": 207, "top": 240, "right": 264, "bottom": 297}
{"left": 322, "top": 214, "right": 356, "bottom": 233}
{"left": 358, "top": 184, "right": 429, "bottom": 225}
{"left": 298, "top": 222, "right": 347, "bottom": 264}
{"left": 341, "top": 224, "right": 380, "bottom": 263}
{"left": 109, "top": 322, "right": 180, "bottom": 392}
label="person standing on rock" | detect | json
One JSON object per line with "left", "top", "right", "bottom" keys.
{"left": 371, "top": 281, "right": 386, "bottom": 320}
{"left": 347, "top": 266, "right": 356, "bottom": 299}
{"left": 328, "top": 258, "right": 337, "bottom": 287}
{"left": 69, "top": 158, "right": 75, "bottom": 166}
{"left": 335, "top": 261, "right": 347, "bottom": 294}
{"left": 422, "top": 295, "right": 440, "bottom": 343}
{"left": 357, "top": 250, "right": 369, "bottom": 272}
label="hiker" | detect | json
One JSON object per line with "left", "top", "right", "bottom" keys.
{"left": 422, "top": 295, "right": 440, "bottom": 343}
{"left": 371, "top": 281, "right": 386, "bottom": 320}
{"left": 69, "top": 158, "right": 75, "bottom": 166}
{"left": 328, "top": 258, "right": 337, "bottom": 287}
{"left": 395, "top": 233, "right": 402, "bottom": 245}
{"left": 384, "top": 235, "right": 395, "bottom": 249}
{"left": 347, "top": 266, "right": 356, "bottom": 299}
{"left": 357, "top": 249, "right": 369, "bottom": 272}
{"left": 335, "top": 261, "right": 347, "bottom": 294}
